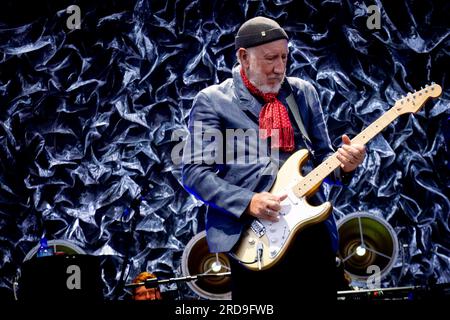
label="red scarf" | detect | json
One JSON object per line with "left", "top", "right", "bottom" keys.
{"left": 240, "top": 68, "right": 294, "bottom": 152}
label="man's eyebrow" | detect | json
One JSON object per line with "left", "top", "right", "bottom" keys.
{"left": 263, "top": 49, "right": 288, "bottom": 56}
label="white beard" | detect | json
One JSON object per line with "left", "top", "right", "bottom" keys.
{"left": 257, "top": 82, "right": 283, "bottom": 94}
{"left": 247, "top": 68, "right": 285, "bottom": 94}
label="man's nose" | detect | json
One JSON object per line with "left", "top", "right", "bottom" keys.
{"left": 273, "top": 57, "right": 285, "bottom": 74}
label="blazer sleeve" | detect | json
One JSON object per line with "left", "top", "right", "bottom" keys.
{"left": 182, "top": 91, "right": 255, "bottom": 219}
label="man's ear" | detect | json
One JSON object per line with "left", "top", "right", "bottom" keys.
{"left": 237, "top": 48, "right": 250, "bottom": 69}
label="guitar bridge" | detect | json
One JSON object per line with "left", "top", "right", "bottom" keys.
{"left": 250, "top": 220, "right": 266, "bottom": 238}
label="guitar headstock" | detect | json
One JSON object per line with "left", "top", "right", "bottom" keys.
{"left": 394, "top": 83, "right": 442, "bottom": 115}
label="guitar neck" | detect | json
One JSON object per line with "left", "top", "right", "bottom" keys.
{"left": 293, "top": 108, "right": 400, "bottom": 198}
{"left": 350, "top": 108, "right": 399, "bottom": 145}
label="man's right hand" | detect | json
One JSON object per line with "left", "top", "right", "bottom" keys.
{"left": 245, "top": 192, "right": 288, "bottom": 222}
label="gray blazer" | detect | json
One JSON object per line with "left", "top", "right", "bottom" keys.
{"left": 182, "top": 65, "right": 341, "bottom": 253}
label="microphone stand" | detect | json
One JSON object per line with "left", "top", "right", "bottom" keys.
{"left": 125, "top": 272, "right": 232, "bottom": 289}
{"left": 112, "top": 182, "right": 153, "bottom": 300}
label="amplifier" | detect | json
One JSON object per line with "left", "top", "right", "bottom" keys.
{"left": 18, "top": 254, "right": 103, "bottom": 302}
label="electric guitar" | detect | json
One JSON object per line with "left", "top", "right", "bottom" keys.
{"left": 232, "top": 83, "right": 443, "bottom": 271}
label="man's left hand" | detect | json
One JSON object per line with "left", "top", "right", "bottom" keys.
{"left": 337, "top": 134, "right": 366, "bottom": 172}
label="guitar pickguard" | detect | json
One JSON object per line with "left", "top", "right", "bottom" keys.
{"left": 259, "top": 196, "right": 330, "bottom": 258}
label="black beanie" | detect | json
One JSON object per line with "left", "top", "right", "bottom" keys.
{"left": 235, "top": 16, "right": 288, "bottom": 50}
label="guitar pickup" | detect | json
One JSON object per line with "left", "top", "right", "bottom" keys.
{"left": 250, "top": 220, "right": 266, "bottom": 238}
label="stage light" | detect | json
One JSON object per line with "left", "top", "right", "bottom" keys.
{"left": 337, "top": 212, "right": 399, "bottom": 284}
{"left": 181, "top": 231, "right": 231, "bottom": 300}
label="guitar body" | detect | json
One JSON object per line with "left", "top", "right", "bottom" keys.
{"left": 232, "top": 149, "right": 332, "bottom": 271}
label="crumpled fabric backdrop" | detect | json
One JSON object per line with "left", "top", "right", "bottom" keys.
{"left": 0, "top": 0, "right": 448, "bottom": 300}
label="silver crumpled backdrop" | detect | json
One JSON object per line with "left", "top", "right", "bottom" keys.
{"left": 0, "top": 0, "right": 448, "bottom": 299}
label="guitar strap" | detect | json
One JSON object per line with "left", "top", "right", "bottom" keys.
{"left": 285, "top": 82, "right": 342, "bottom": 182}
{"left": 284, "top": 82, "right": 315, "bottom": 159}
{"left": 285, "top": 93, "right": 310, "bottom": 143}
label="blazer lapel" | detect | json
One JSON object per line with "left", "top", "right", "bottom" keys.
{"left": 232, "top": 65, "right": 262, "bottom": 121}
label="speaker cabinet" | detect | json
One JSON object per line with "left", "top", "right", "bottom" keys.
{"left": 18, "top": 254, "right": 103, "bottom": 301}
{"left": 17, "top": 240, "right": 102, "bottom": 301}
